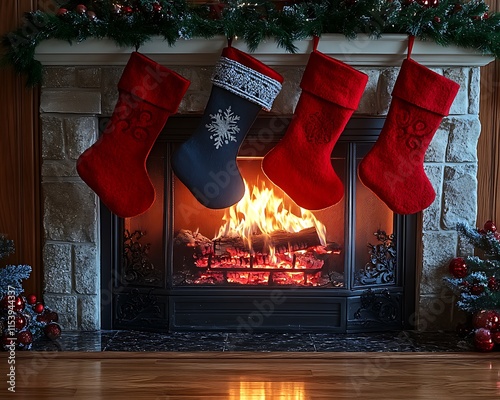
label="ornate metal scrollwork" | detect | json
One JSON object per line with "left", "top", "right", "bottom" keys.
{"left": 116, "top": 288, "right": 161, "bottom": 325}
{"left": 354, "top": 288, "right": 399, "bottom": 324}
{"left": 122, "top": 230, "right": 161, "bottom": 286}
{"left": 355, "top": 230, "right": 397, "bottom": 286}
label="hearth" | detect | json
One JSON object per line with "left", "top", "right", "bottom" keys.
{"left": 100, "top": 116, "right": 416, "bottom": 333}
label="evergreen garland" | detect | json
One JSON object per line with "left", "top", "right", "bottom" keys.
{"left": 0, "top": 235, "right": 32, "bottom": 298}
{"left": 445, "top": 222, "right": 500, "bottom": 314}
{"left": 2, "top": 0, "right": 500, "bottom": 85}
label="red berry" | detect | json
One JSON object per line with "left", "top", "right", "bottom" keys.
{"left": 433, "top": 16, "right": 441, "bottom": 23}
{"left": 87, "top": 11, "right": 97, "bottom": 20}
{"left": 46, "top": 311, "right": 59, "bottom": 323}
{"left": 26, "top": 294, "right": 37, "bottom": 305}
{"left": 76, "top": 4, "right": 87, "bottom": 14}
{"left": 471, "top": 284, "right": 485, "bottom": 295}
{"left": 473, "top": 310, "right": 500, "bottom": 330}
{"left": 484, "top": 220, "right": 497, "bottom": 233}
{"left": 153, "top": 3, "right": 162, "bottom": 12}
{"left": 122, "top": 6, "right": 133, "bottom": 14}
{"left": 14, "top": 314, "right": 27, "bottom": 330}
{"left": 448, "top": 257, "right": 468, "bottom": 278}
{"left": 34, "top": 302, "right": 45, "bottom": 314}
{"left": 56, "top": 8, "right": 68, "bottom": 16}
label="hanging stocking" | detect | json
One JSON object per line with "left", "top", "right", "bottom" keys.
{"left": 262, "top": 39, "right": 368, "bottom": 210}
{"left": 358, "top": 39, "right": 459, "bottom": 215}
{"left": 76, "top": 52, "right": 190, "bottom": 218}
{"left": 171, "top": 45, "right": 283, "bottom": 209}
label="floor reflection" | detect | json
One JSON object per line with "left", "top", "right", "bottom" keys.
{"left": 229, "top": 381, "right": 306, "bottom": 400}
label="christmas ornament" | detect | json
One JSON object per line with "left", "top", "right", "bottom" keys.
{"left": 56, "top": 8, "right": 68, "bottom": 16}
{"left": 26, "top": 294, "right": 36, "bottom": 305}
{"left": 17, "top": 330, "right": 33, "bottom": 347}
{"left": 470, "top": 284, "right": 485, "bottom": 295}
{"left": 13, "top": 296, "right": 25, "bottom": 312}
{"left": 262, "top": 39, "right": 368, "bottom": 210}
{"left": 33, "top": 302, "right": 45, "bottom": 314}
{"left": 358, "top": 46, "right": 459, "bottom": 214}
{"left": 448, "top": 257, "right": 468, "bottom": 278}
{"left": 14, "top": 314, "right": 27, "bottom": 330}
{"left": 44, "top": 323, "right": 62, "bottom": 340}
{"left": 433, "top": 16, "right": 441, "bottom": 23}
{"left": 473, "top": 310, "right": 500, "bottom": 330}
{"left": 87, "top": 11, "right": 97, "bottom": 20}
{"left": 76, "top": 4, "right": 87, "bottom": 14}
{"left": 171, "top": 44, "right": 283, "bottom": 209}
{"left": 484, "top": 220, "right": 497, "bottom": 233}
{"left": 153, "top": 2, "right": 162, "bottom": 12}
{"left": 77, "top": 52, "right": 190, "bottom": 218}
{"left": 474, "top": 328, "right": 495, "bottom": 352}
{"left": 122, "top": 6, "right": 133, "bottom": 14}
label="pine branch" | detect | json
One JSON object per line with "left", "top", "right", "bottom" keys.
{"left": 0, "top": 234, "right": 15, "bottom": 261}
{"left": 0, "top": 264, "right": 32, "bottom": 297}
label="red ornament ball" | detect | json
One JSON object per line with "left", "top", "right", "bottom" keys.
{"left": 448, "top": 257, "right": 468, "bottom": 278}
{"left": 471, "top": 284, "right": 485, "bottom": 296}
{"left": 16, "top": 330, "right": 33, "bottom": 346}
{"left": 33, "top": 302, "right": 45, "bottom": 314}
{"left": 13, "top": 296, "right": 25, "bottom": 312}
{"left": 475, "top": 328, "right": 495, "bottom": 352}
{"left": 87, "top": 11, "right": 97, "bottom": 20}
{"left": 473, "top": 310, "right": 500, "bottom": 330}
{"left": 14, "top": 315, "right": 27, "bottom": 331}
{"left": 56, "top": 8, "right": 68, "bottom": 16}
{"left": 484, "top": 220, "right": 497, "bottom": 233}
{"left": 122, "top": 6, "right": 133, "bottom": 14}
{"left": 26, "top": 294, "right": 37, "bottom": 305}
{"left": 46, "top": 311, "right": 59, "bottom": 323}
{"left": 433, "top": 16, "right": 441, "bottom": 23}
{"left": 153, "top": 2, "right": 162, "bottom": 12}
{"left": 44, "top": 323, "right": 62, "bottom": 341}
{"left": 492, "top": 330, "right": 500, "bottom": 344}
{"left": 75, "top": 4, "right": 87, "bottom": 14}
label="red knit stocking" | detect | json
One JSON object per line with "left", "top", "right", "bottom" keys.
{"left": 262, "top": 49, "right": 368, "bottom": 210}
{"left": 358, "top": 58, "right": 459, "bottom": 214}
{"left": 77, "top": 52, "right": 190, "bottom": 218}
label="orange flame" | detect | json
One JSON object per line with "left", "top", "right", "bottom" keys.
{"left": 214, "top": 180, "right": 327, "bottom": 249}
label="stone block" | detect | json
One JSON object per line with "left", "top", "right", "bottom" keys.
{"left": 42, "top": 67, "right": 76, "bottom": 88}
{"left": 417, "top": 293, "right": 463, "bottom": 332}
{"left": 442, "top": 164, "right": 478, "bottom": 229}
{"left": 40, "top": 90, "right": 101, "bottom": 114}
{"left": 41, "top": 115, "right": 65, "bottom": 160}
{"left": 74, "top": 245, "right": 98, "bottom": 295}
{"left": 377, "top": 67, "right": 401, "bottom": 115}
{"left": 356, "top": 69, "right": 380, "bottom": 115}
{"left": 43, "top": 243, "right": 72, "bottom": 294}
{"left": 420, "top": 231, "right": 458, "bottom": 295}
{"left": 43, "top": 295, "right": 78, "bottom": 331}
{"left": 444, "top": 68, "right": 468, "bottom": 115}
{"left": 468, "top": 67, "right": 480, "bottom": 115}
{"left": 64, "top": 117, "right": 98, "bottom": 159}
{"left": 43, "top": 182, "right": 98, "bottom": 243}
{"left": 76, "top": 67, "right": 102, "bottom": 88}
{"left": 171, "top": 66, "right": 213, "bottom": 92}
{"left": 178, "top": 92, "right": 209, "bottom": 114}
{"left": 42, "top": 160, "right": 78, "bottom": 177}
{"left": 272, "top": 67, "right": 303, "bottom": 115}
{"left": 101, "top": 67, "right": 123, "bottom": 116}
{"left": 79, "top": 295, "right": 100, "bottom": 331}
{"left": 445, "top": 116, "right": 481, "bottom": 163}
{"left": 424, "top": 123, "right": 448, "bottom": 163}
{"left": 422, "top": 165, "right": 443, "bottom": 231}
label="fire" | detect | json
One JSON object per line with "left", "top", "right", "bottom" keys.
{"left": 214, "top": 179, "right": 327, "bottom": 249}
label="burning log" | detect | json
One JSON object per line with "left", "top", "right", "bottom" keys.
{"left": 215, "top": 226, "right": 323, "bottom": 255}
{"left": 174, "top": 229, "right": 213, "bottom": 255}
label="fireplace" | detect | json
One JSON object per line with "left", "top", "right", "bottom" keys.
{"left": 37, "top": 35, "right": 493, "bottom": 332}
{"left": 99, "top": 116, "right": 416, "bottom": 332}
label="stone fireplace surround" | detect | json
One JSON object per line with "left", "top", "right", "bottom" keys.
{"left": 36, "top": 34, "right": 493, "bottom": 331}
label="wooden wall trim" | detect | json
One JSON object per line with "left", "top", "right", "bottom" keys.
{"left": 0, "top": 0, "right": 41, "bottom": 295}
{"left": 478, "top": 0, "right": 500, "bottom": 226}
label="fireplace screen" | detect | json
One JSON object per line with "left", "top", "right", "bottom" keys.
{"left": 104, "top": 117, "right": 416, "bottom": 333}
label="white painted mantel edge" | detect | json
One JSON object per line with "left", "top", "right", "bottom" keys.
{"left": 35, "top": 33, "right": 495, "bottom": 67}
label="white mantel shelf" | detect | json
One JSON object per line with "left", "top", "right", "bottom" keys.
{"left": 35, "top": 34, "right": 495, "bottom": 67}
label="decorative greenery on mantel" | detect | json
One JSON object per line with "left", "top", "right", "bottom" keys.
{"left": 2, "top": 0, "right": 500, "bottom": 85}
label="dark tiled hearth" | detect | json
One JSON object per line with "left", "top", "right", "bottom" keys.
{"left": 31, "top": 330, "right": 473, "bottom": 352}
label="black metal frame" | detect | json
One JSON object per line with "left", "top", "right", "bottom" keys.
{"left": 100, "top": 116, "right": 417, "bottom": 333}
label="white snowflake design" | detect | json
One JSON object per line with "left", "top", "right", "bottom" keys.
{"left": 206, "top": 106, "right": 241, "bottom": 149}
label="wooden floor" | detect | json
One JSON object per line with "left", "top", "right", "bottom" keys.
{"left": 2, "top": 352, "right": 500, "bottom": 399}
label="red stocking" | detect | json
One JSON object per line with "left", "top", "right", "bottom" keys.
{"left": 262, "top": 47, "right": 368, "bottom": 210}
{"left": 77, "top": 52, "right": 190, "bottom": 218}
{"left": 358, "top": 57, "right": 459, "bottom": 214}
